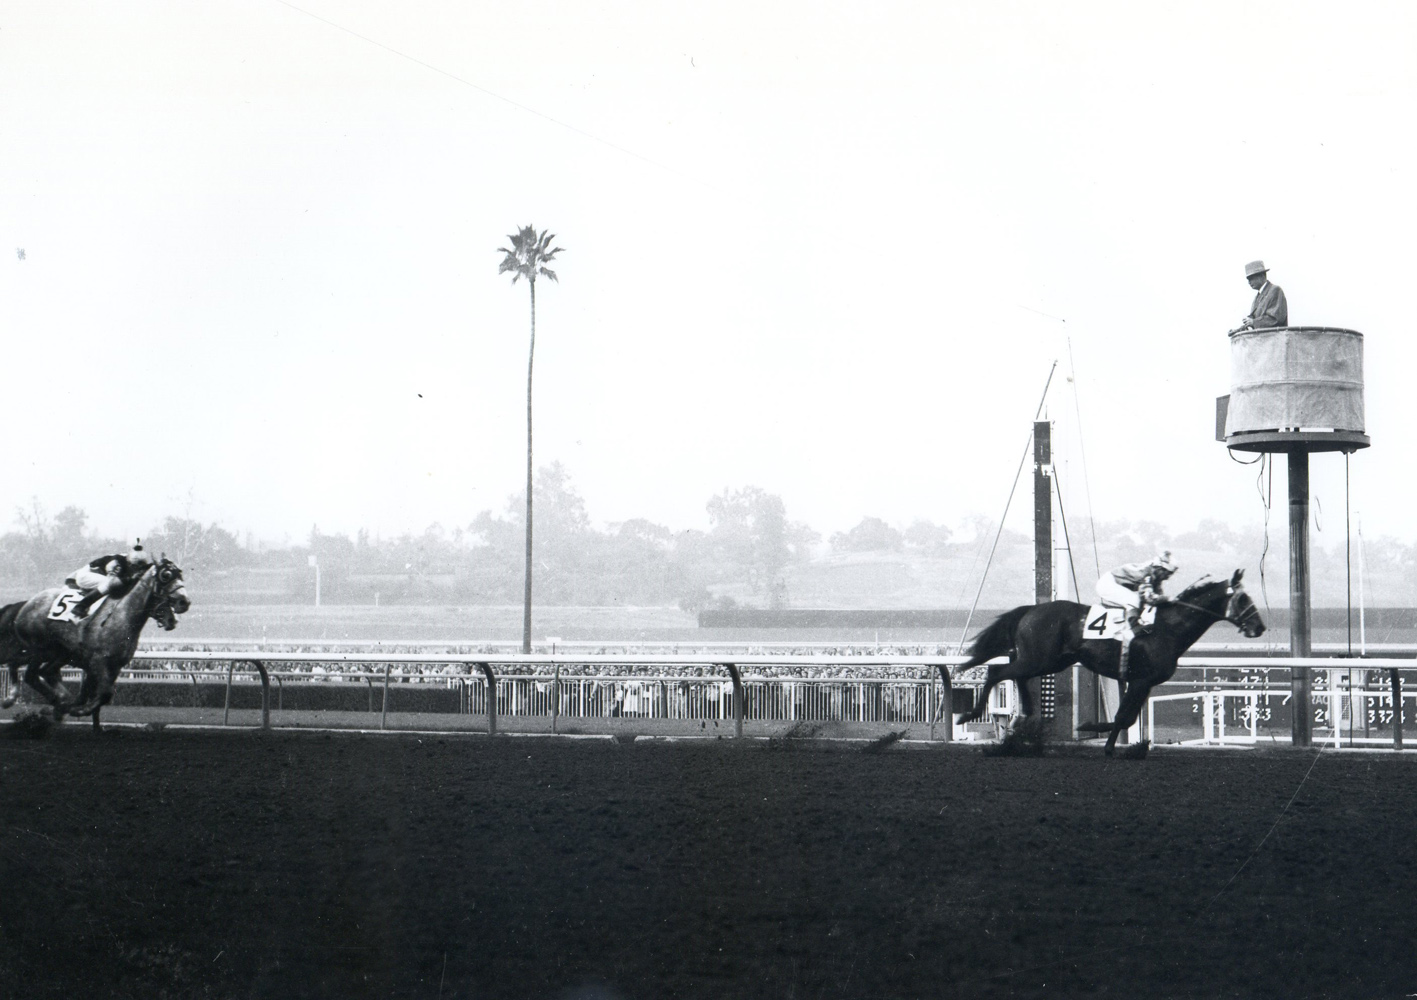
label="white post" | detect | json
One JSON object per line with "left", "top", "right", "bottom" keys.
{"left": 1330, "top": 671, "right": 1341, "bottom": 749}
{"left": 1326, "top": 674, "right": 1337, "bottom": 742}
{"left": 308, "top": 555, "right": 321, "bottom": 607}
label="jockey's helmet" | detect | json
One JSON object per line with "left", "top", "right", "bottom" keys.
{"left": 1153, "top": 550, "right": 1177, "bottom": 575}
{"left": 129, "top": 541, "right": 154, "bottom": 570}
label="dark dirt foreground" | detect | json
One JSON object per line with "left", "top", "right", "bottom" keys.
{"left": 1, "top": 728, "right": 1415, "bottom": 1000}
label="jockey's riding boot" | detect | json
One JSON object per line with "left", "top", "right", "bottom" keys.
{"left": 71, "top": 591, "right": 101, "bottom": 619}
{"left": 1118, "top": 634, "right": 1133, "bottom": 682}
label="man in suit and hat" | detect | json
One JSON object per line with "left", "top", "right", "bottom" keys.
{"left": 1231, "top": 259, "right": 1288, "bottom": 333}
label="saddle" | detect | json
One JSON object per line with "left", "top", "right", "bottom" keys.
{"left": 47, "top": 588, "right": 108, "bottom": 623}
{"left": 1081, "top": 604, "right": 1155, "bottom": 641}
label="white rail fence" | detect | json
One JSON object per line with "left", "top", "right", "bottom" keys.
{"left": 1150, "top": 669, "right": 1417, "bottom": 749}
{"left": 3, "top": 652, "right": 1413, "bottom": 748}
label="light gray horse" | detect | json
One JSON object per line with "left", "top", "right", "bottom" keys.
{"left": 10, "top": 557, "right": 189, "bottom": 726}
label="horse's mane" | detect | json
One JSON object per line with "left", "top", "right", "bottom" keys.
{"left": 1175, "top": 575, "right": 1230, "bottom": 601}
{"left": 111, "top": 561, "right": 156, "bottom": 600}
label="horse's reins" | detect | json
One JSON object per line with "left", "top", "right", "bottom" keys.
{"left": 1167, "top": 589, "right": 1261, "bottom": 630}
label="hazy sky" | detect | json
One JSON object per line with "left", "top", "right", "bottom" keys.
{"left": 2, "top": 1, "right": 1413, "bottom": 547}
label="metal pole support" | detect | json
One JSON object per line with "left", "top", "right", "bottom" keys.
{"left": 250, "top": 661, "right": 271, "bottom": 730}
{"left": 929, "top": 671, "right": 935, "bottom": 741}
{"left": 552, "top": 664, "right": 560, "bottom": 735}
{"left": 477, "top": 663, "right": 497, "bottom": 735}
{"left": 1393, "top": 669, "right": 1403, "bottom": 750}
{"left": 723, "top": 663, "right": 744, "bottom": 738}
{"left": 223, "top": 660, "right": 235, "bottom": 726}
{"left": 381, "top": 662, "right": 391, "bottom": 731}
{"left": 1289, "top": 452, "right": 1313, "bottom": 747}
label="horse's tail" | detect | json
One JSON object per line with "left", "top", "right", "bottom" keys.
{"left": 956, "top": 605, "right": 1032, "bottom": 673}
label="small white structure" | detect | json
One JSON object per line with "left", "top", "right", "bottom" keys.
{"left": 1222, "top": 326, "right": 1368, "bottom": 453}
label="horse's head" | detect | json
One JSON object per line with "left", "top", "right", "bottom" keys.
{"left": 1224, "top": 569, "right": 1265, "bottom": 638}
{"left": 1178, "top": 570, "right": 1265, "bottom": 638}
{"left": 146, "top": 556, "right": 190, "bottom": 631}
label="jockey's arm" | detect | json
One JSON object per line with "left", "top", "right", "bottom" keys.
{"left": 1138, "top": 581, "right": 1173, "bottom": 606}
{"left": 71, "top": 567, "right": 108, "bottom": 592}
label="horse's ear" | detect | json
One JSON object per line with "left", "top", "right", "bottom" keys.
{"left": 1231, "top": 569, "right": 1244, "bottom": 586}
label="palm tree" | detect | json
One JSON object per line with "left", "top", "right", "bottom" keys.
{"left": 498, "top": 225, "right": 564, "bottom": 653}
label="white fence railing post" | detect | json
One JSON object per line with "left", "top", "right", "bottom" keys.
{"left": 381, "top": 662, "right": 391, "bottom": 731}
{"left": 721, "top": 664, "right": 743, "bottom": 738}
{"left": 223, "top": 660, "right": 235, "bottom": 726}
{"left": 476, "top": 662, "right": 497, "bottom": 736}
{"left": 1394, "top": 669, "right": 1404, "bottom": 750}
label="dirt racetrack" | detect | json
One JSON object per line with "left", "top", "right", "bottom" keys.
{"left": 2, "top": 727, "right": 1414, "bottom": 1000}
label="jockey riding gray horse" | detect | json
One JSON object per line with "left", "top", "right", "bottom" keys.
{"left": 7, "top": 555, "right": 189, "bottom": 724}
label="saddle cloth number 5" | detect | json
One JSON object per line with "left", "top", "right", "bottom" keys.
{"left": 48, "top": 589, "right": 103, "bottom": 622}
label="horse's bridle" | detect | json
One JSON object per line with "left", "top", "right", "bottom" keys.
{"left": 144, "top": 562, "right": 185, "bottom": 625}
{"left": 1170, "top": 586, "right": 1261, "bottom": 631}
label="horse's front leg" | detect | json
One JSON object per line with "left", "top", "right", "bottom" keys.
{"left": 1104, "top": 681, "right": 1154, "bottom": 757}
{"left": 91, "top": 669, "right": 119, "bottom": 733}
{"left": 64, "top": 663, "right": 114, "bottom": 719}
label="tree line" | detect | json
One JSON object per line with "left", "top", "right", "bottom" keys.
{"left": 3, "top": 465, "right": 1413, "bottom": 608}
{"left": 0, "top": 466, "right": 820, "bottom": 609}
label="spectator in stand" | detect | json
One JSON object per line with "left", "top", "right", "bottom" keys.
{"left": 1229, "top": 260, "right": 1288, "bottom": 334}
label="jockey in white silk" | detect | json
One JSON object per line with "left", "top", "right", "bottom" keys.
{"left": 1095, "top": 550, "right": 1178, "bottom": 680}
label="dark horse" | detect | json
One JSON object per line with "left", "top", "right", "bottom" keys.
{"left": 954, "top": 570, "right": 1265, "bottom": 755}
{"left": 6, "top": 557, "right": 189, "bottom": 728}
{"left": 0, "top": 601, "right": 51, "bottom": 708}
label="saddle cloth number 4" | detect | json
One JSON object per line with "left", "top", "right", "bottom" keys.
{"left": 1083, "top": 604, "right": 1155, "bottom": 640}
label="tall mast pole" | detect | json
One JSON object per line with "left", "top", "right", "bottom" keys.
{"left": 1288, "top": 451, "right": 1312, "bottom": 745}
